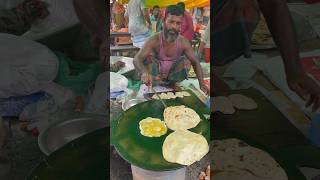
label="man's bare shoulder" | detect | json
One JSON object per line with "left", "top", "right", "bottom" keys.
{"left": 179, "top": 35, "right": 192, "bottom": 48}
{"left": 148, "top": 33, "right": 161, "bottom": 42}
{"left": 144, "top": 33, "right": 161, "bottom": 47}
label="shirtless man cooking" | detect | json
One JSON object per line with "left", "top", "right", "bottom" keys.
{"left": 133, "top": 5, "right": 209, "bottom": 95}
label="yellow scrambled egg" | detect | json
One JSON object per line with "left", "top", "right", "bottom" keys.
{"left": 139, "top": 118, "right": 167, "bottom": 137}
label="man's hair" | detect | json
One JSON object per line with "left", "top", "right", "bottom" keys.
{"left": 176, "top": 2, "right": 185, "bottom": 11}
{"left": 153, "top": 5, "right": 160, "bottom": 9}
{"left": 164, "top": 5, "right": 184, "bottom": 19}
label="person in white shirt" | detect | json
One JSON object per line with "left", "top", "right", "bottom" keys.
{"left": 125, "top": 0, "right": 151, "bottom": 48}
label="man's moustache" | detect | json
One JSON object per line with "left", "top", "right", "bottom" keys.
{"left": 168, "top": 30, "right": 178, "bottom": 34}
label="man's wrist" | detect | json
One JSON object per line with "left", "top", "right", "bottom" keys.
{"left": 199, "top": 80, "right": 205, "bottom": 86}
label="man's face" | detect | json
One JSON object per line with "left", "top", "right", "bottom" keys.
{"left": 163, "top": 14, "right": 182, "bottom": 42}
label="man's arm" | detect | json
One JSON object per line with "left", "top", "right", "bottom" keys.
{"left": 73, "top": 0, "right": 107, "bottom": 43}
{"left": 258, "top": 0, "right": 301, "bottom": 76}
{"left": 133, "top": 37, "right": 155, "bottom": 74}
{"left": 182, "top": 38, "right": 209, "bottom": 94}
{"left": 258, "top": 0, "right": 320, "bottom": 111}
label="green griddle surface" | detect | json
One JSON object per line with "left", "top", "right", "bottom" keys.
{"left": 27, "top": 127, "right": 108, "bottom": 180}
{"left": 111, "top": 91, "right": 210, "bottom": 171}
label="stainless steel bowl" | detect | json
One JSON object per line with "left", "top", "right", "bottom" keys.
{"left": 122, "top": 98, "right": 147, "bottom": 111}
{"left": 38, "top": 115, "right": 107, "bottom": 155}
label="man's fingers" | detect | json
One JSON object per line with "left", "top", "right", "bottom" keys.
{"left": 198, "top": 171, "right": 206, "bottom": 180}
{"left": 306, "top": 94, "right": 315, "bottom": 107}
{"left": 206, "top": 165, "right": 210, "bottom": 177}
{"left": 292, "top": 83, "right": 308, "bottom": 100}
{"left": 142, "top": 73, "right": 152, "bottom": 86}
{"left": 312, "top": 95, "right": 320, "bottom": 112}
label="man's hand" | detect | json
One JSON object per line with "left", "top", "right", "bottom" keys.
{"left": 200, "top": 82, "right": 210, "bottom": 95}
{"left": 146, "top": 22, "right": 151, "bottom": 30}
{"left": 287, "top": 73, "right": 320, "bottom": 112}
{"left": 141, "top": 73, "right": 153, "bottom": 86}
{"left": 198, "top": 165, "right": 210, "bottom": 180}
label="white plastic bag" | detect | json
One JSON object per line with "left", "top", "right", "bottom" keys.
{"left": 0, "top": 33, "right": 59, "bottom": 98}
{"left": 110, "top": 72, "right": 128, "bottom": 93}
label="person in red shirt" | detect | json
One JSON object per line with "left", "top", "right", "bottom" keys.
{"left": 177, "top": 2, "right": 194, "bottom": 42}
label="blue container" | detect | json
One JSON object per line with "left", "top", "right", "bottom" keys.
{"left": 205, "top": 97, "right": 211, "bottom": 108}
{"left": 309, "top": 113, "right": 320, "bottom": 147}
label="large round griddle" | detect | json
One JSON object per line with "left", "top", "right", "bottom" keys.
{"left": 111, "top": 92, "right": 210, "bottom": 171}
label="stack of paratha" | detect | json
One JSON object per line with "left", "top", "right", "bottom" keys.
{"left": 162, "top": 105, "right": 209, "bottom": 166}
{"left": 213, "top": 94, "right": 258, "bottom": 114}
{"left": 151, "top": 91, "right": 191, "bottom": 100}
{"left": 212, "top": 138, "right": 288, "bottom": 180}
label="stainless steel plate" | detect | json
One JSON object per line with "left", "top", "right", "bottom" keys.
{"left": 122, "top": 98, "right": 147, "bottom": 111}
{"left": 38, "top": 116, "right": 107, "bottom": 155}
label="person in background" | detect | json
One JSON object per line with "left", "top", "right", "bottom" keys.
{"left": 193, "top": 7, "right": 203, "bottom": 25}
{"left": 111, "top": 1, "right": 125, "bottom": 30}
{"left": 150, "top": 5, "right": 162, "bottom": 33}
{"left": 176, "top": 2, "right": 194, "bottom": 42}
{"left": 133, "top": 5, "right": 209, "bottom": 94}
{"left": 214, "top": 0, "right": 320, "bottom": 111}
{"left": 0, "top": 0, "right": 49, "bottom": 35}
{"left": 73, "top": 0, "right": 106, "bottom": 112}
{"left": 73, "top": 0, "right": 106, "bottom": 51}
{"left": 125, "top": 0, "right": 151, "bottom": 48}
{"left": 198, "top": 19, "right": 210, "bottom": 63}
{"left": 202, "top": 6, "right": 210, "bottom": 25}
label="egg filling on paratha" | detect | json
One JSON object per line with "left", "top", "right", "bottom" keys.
{"left": 139, "top": 118, "right": 167, "bottom": 137}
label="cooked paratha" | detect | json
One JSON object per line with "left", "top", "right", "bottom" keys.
{"left": 212, "top": 138, "right": 288, "bottom": 180}
{"left": 152, "top": 94, "right": 159, "bottom": 99}
{"left": 181, "top": 91, "right": 191, "bottom": 97}
{"left": 159, "top": 93, "right": 170, "bottom": 99}
{"left": 175, "top": 91, "right": 184, "bottom": 98}
{"left": 163, "top": 105, "right": 201, "bottom": 131}
{"left": 212, "top": 96, "right": 235, "bottom": 114}
{"left": 167, "top": 92, "right": 176, "bottom": 99}
{"left": 162, "top": 130, "right": 209, "bottom": 166}
{"left": 228, "top": 94, "right": 258, "bottom": 110}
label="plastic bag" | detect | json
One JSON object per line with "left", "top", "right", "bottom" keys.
{"left": 54, "top": 52, "right": 104, "bottom": 95}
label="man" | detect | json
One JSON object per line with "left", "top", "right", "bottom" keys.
{"left": 73, "top": 0, "right": 106, "bottom": 51}
{"left": 214, "top": 0, "right": 320, "bottom": 111}
{"left": 150, "top": 5, "right": 162, "bottom": 33}
{"left": 133, "top": 5, "right": 209, "bottom": 94}
{"left": 198, "top": 19, "right": 210, "bottom": 63}
{"left": 73, "top": 0, "right": 107, "bottom": 112}
{"left": 111, "top": 1, "right": 125, "bottom": 30}
{"left": 126, "top": 0, "right": 151, "bottom": 48}
{"left": 176, "top": 2, "right": 194, "bottom": 42}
